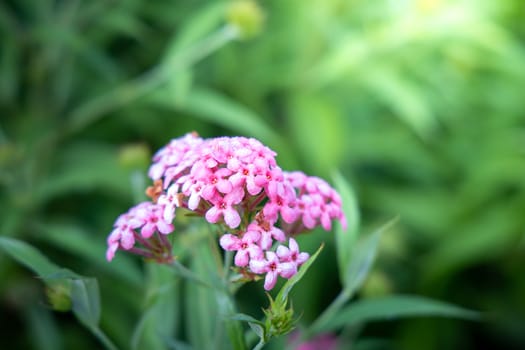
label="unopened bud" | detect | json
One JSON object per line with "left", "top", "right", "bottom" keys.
{"left": 46, "top": 282, "right": 72, "bottom": 312}
{"left": 119, "top": 143, "right": 150, "bottom": 170}
{"left": 226, "top": 0, "right": 265, "bottom": 39}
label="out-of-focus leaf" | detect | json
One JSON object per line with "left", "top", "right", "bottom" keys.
{"left": 154, "top": 87, "right": 280, "bottom": 145}
{"left": 230, "top": 313, "right": 264, "bottom": 325}
{"left": 342, "top": 218, "right": 397, "bottom": 297}
{"left": 332, "top": 171, "right": 360, "bottom": 285}
{"left": 162, "top": 2, "right": 227, "bottom": 64}
{"left": 288, "top": 93, "right": 346, "bottom": 175}
{"left": 362, "top": 68, "right": 436, "bottom": 139}
{"left": 35, "top": 222, "right": 142, "bottom": 288}
{"left": 131, "top": 264, "right": 178, "bottom": 350}
{"left": 0, "top": 238, "right": 116, "bottom": 350}
{"left": 0, "top": 27, "right": 18, "bottom": 102}
{"left": 423, "top": 202, "right": 522, "bottom": 284}
{"left": 25, "top": 307, "right": 62, "bottom": 350}
{"left": 0, "top": 237, "right": 60, "bottom": 277}
{"left": 34, "top": 143, "right": 131, "bottom": 204}
{"left": 318, "top": 295, "right": 480, "bottom": 333}
{"left": 185, "top": 242, "right": 219, "bottom": 350}
{"left": 159, "top": 2, "right": 226, "bottom": 106}
{"left": 71, "top": 277, "right": 101, "bottom": 327}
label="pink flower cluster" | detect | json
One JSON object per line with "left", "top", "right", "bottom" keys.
{"left": 107, "top": 133, "right": 346, "bottom": 290}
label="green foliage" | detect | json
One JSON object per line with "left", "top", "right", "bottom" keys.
{"left": 2, "top": 0, "right": 525, "bottom": 349}
{"left": 320, "top": 294, "right": 480, "bottom": 333}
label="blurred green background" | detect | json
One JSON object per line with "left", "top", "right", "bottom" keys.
{"left": 1, "top": 0, "right": 525, "bottom": 349}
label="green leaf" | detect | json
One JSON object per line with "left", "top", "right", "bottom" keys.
{"left": 71, "top": 278, "right": 101, "bottom": 327}
{"left": 288, "top": 93, "right": 346, "bottom": 174}
{"left": 162, "top": 2, "right": 227, "bottom": 65}
{"left": 0, "top": 237, "right": 60, "bottom": 277}
{"left": 276, "top": 243, "right": 324, "bottom": 306}
{"left": 34, "top": 143, "right": 130, "bottom": 204}
{"left": 332, "top": 171, "right": 360, "bottom": 285}
{"left": 343, "top": 218, "right": 397, "bottom": 297}
{"left": 153, "top": 87, "right": 281, "bottom": 146}
{"left": 131, "top": 264, "right": 178, "bottom": 350}
{"left": 185, "top": 243, "right": 220, "bottom": 350}
{"left": 230, "top": 313, "right": 263, "bottom": 326}
{"left": 362, "top": 68, "right": 436, "bottom": 139}
{"left": 0, "top": 238, "right": 116, "bottom": 350}
{"left": 35, "top": 222, "right": 142, "bottom": 288}
{"left": 319, "top": 295, "right": 480, "bottom": 333}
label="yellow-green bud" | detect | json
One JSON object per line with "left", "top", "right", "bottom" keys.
{"left": 46, "top": 282, "right": 72, "bottom": 312}
{"left": 118, "top": 143, "right": 151, "bottom": 170}
{"left": 226, "top": 0, "right": 265, "bottom": 39}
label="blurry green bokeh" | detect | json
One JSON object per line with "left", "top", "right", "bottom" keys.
{"left": 1, "top": 0, "right": 525, "bottom": 349}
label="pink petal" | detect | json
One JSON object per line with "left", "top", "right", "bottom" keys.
{"left": 263, "top": 203, "right": 279, "bottom": 222}
{"left": 157, "top": 221, "right": 174, "bottom": 235}
{"left": 303, "top": 213, "right": 316, "bottom": 229}
{"left": 227, "top": 157, "right": 241, "bottom": 171}
{"left": 278, "top": 262, "right": 297, "bottom": 279}
{"left": 120, "top": 229, "right": 135, "bottom": 249}
{"left": 320, "top": 213, "right": 332, "bottom": 231}
{"left": 248, "top": 245, "right": 263, "bottom": 260}
{"left": 276, "top": 245, "right": 290, "bottom": 260}
{"left": 280, "top": 205, "right": 298, "bottom": 224}
{"left": 235, "top": 250, "right": 250, "bottom": 267}
{"left": 106, "top": 244, "right": 118, "bottom": 261}
{"left": 141, "top": 223, "right": 155, "bottom": 238}
{"left": 297, "top": 252, "right": 310, "bottom": 265}
{"left": 219, "top": 234, "right": 239, "bottom": 251}
{"left": 264, "top": 271, "right": 278, "bottom": 290}
{"left": 188, "top": 191, "right": 201, "bottom": 210}
{"left": 259, "top": 232, "right": 273, "bottom": 250}
{"left": 244, "top": 230, "right": 261, "bottom": 243}
{"left": 246, "top": 178, "right": 262, "bottom": 195}
{"left": 216, "top": 179, "right": 233, "bottom": 194}
{"left": 205, "top": 206, "right": 220, "bottom": 224}
{"left": 249, "top": 259, "right": 268, "bottom": 274}
{"left": 226, "top": 187, "right": 245, "bottom": 205}
{"left": 224, "top": 207, "right": 241, "bottom": 228}
{"left": 271, "top": 227, "right": 285, "bottom": 242}
{"left": 289, "top": 238, "right": 299, "bottom": 253}
{"left": 148, "top": 163, "right": 165, "bottom": 180}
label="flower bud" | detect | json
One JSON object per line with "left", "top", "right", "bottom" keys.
{"left": 45, "top": 282, "right": 72, "bottom": 312}
{"left": 226, "top": 0, "right": 265, "bottom": 39}
{"left": 263, "top": 294, "right": 296, "bottom": 338}
{"left": 118, "top": 143, "right": 150, "bottom": 170}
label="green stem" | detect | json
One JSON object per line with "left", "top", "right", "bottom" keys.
{"left": 65, "top": 25, "right": 239, "bottom": 135}
{"left": 216, "top": 291, "right": 248, "bottom": 350}
{"left": 169, "top": 259, "right": 213, "bottom": 288}
{"left": 90, "top": 325, "right": 119, "bottom": 350}
{"left": 252, "top": 339, "right": 266, "bottom": 350}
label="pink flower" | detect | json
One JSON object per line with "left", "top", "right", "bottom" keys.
{"left": 135, "top": 202, "right": 174, "bottom": 238}
{"left": 247, "top": 221, "right": 285, "bottom": 250}
{"left": 249, "top": 252, "right": 296, "bottom": 290}
{"left": 229, "top": 163, "right": 262, "bottom": 195}
{"left": 201, "top": 167, "right": 234, "bottom": 200}
{"left": 107, "top": 133, "right": 348, "bottom": 279}
{"left": 277, "top": 238, "right": 309, "bottom": 265}
{"left": 205, "top": 187, "right": 244, "bottom": 228}
{"left": 289, "top": 331, "right": 339, "bottom": 350}
{"left": 157, "top": 184, "right": 180, "bottom": 222}
{"left": 219, "top": 231, "right": 263, "bottom": 267}
{"left": 262, "top": 177, "right": 298, "bottom": 224}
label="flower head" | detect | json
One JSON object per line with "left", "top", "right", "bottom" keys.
{"left": 106, "top": 133, "right": 347, "bottom": 290}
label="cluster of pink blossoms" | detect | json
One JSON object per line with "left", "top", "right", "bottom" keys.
{"left": 107, "top": 133, "right": 347, "bottom": 290}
